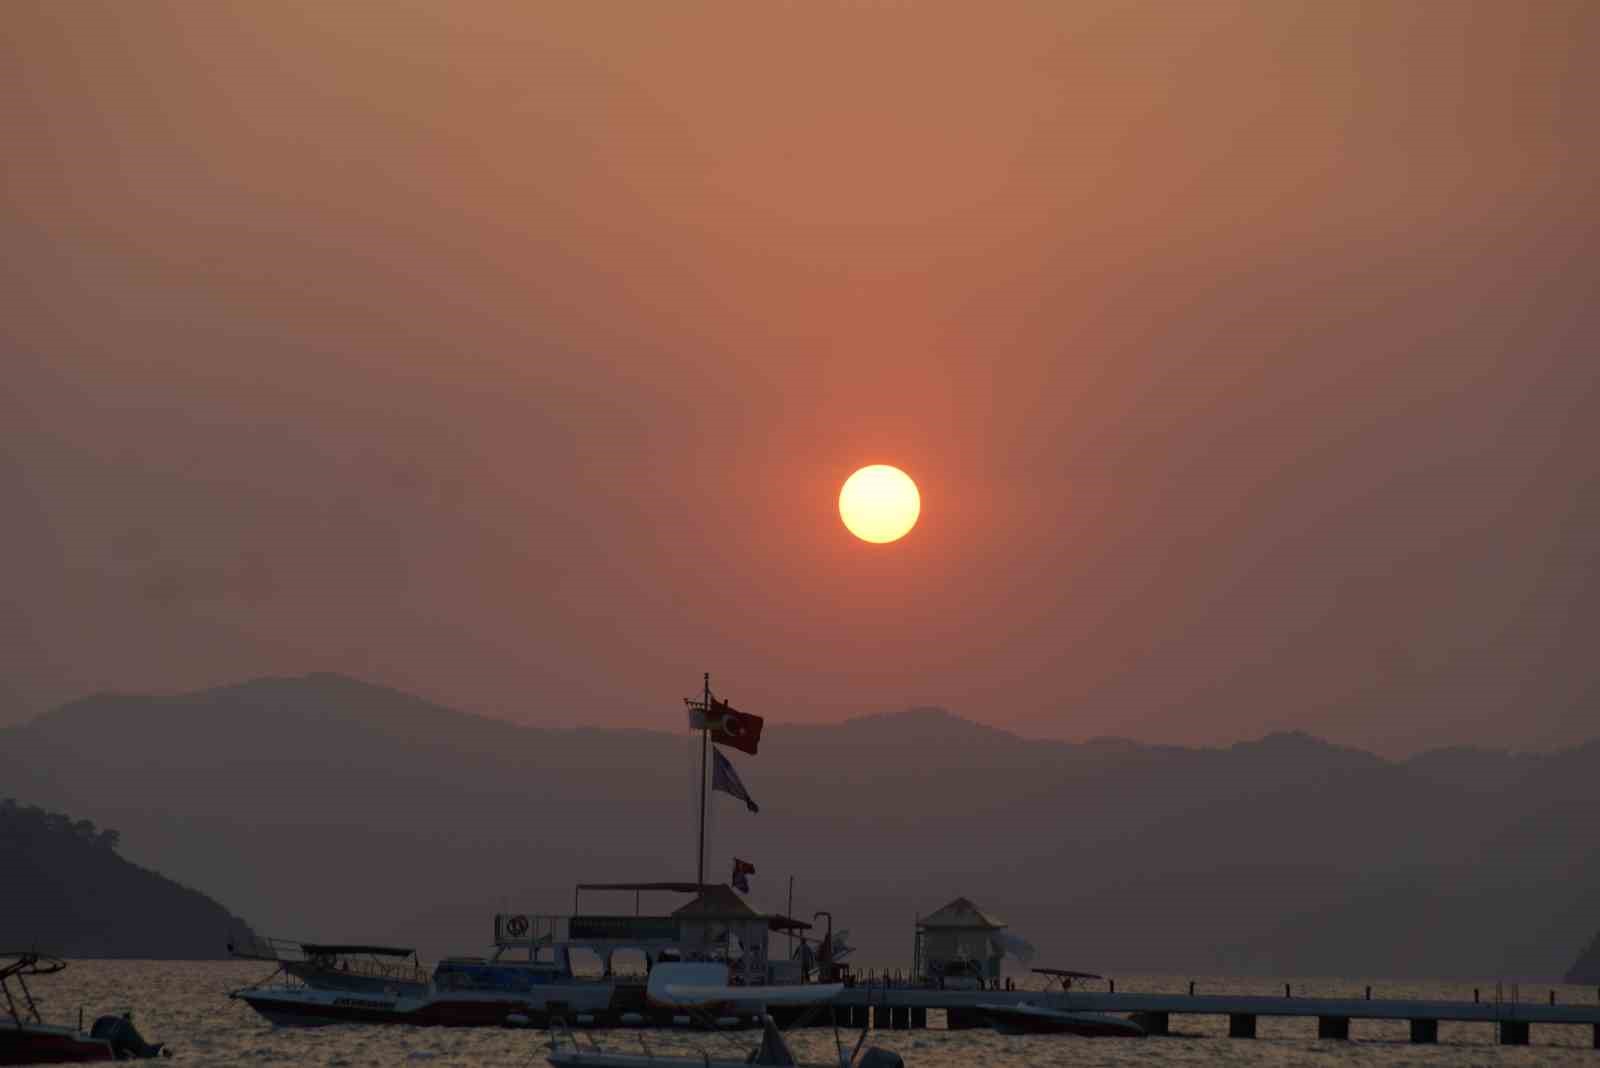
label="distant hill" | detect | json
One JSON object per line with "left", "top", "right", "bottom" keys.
{"left": 2, "top": 673, "right": 1597, "bottom": 979}
{"left": 1569, "top": 933, "right": 1600, "bottom": 984}
{"left": 1, "top": 799, "right": 254, "bottom": 957}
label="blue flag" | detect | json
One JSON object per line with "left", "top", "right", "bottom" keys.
{"left": 712, "top": 748, "right": 759, "bottom": 813}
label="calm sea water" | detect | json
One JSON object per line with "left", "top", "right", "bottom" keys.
{"left": 28, "top": 961, "right": 1599, "bottom": 1066}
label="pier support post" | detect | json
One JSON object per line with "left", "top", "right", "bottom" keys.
{"left": 1229, "top": 1014, "right": 1256, "bottom": 1039}
{"left": 1318, "top": 1016, "right": 1350, "bottom": 1040}
{"left": 1498, "top": 1020, "right": 1529, "bottom": 1046}
{"left": 891, "top": 1006, "right": 909, "bottom": 1030}
{"left": 910, "top": 1006, "right": 927, "bottom": 1029}
{"left": 1409, "top": 1019, "right": 1438, "bottom": 1044}
{"left": 1592, "top": 1023, "right": 1599, "bottom": 1049}
{"left": 1132, "top": 1011, "right": 1169, "bottom": 1036}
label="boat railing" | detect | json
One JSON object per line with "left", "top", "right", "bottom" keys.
{"left": 229, "top": 936, "right": 429, "bottom": 985}
{"left": 312, "top": 956, "right": 431, "bottom": 986}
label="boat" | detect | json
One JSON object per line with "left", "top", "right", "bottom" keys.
{"left": 977, "top": 1001, "right": 1145, "bottom": 1037}
{"left": 229, "top": 935, "right": 614, "bottom": 1027}
{"left": 976, "top": 967, "right": 1145, "bottom": 1038}
{"left": 1, "top": 952, "right": 166, "bottom": 1064}
{"left": 230, "top": 881, "right": 821, "bottom": 1029}
{"left": 230, "top": 678, "right": 835, "bottom": 1032}
{"left": 229, "top": 938, "right": 430, "bottom": 997}
{"left": 546, "top": 963, "right": 902, "bottom": 1067}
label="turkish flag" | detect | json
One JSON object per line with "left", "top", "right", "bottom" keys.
{"left": 705, "top": 697, "right": 763, "bottom": 755}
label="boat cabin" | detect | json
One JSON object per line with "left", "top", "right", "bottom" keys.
{"left": 491, "top": 881, "right": 812, "bottom": 986}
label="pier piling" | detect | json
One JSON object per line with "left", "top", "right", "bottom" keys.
{"left": 830, "top": 981, "right": 1600, "bottom": 1045}
{"left": 1132, "top": 1011, "right": 1169, "bottom": 1036}
{"left": 1499, "top": 1020, "right": 1529, "bottom": 1046}
{"left": 945, "top": 1007, "right": 979, "bottom": 1030}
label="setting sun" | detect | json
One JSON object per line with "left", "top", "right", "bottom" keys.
{"left": 839, "top": 465, "right": 921, "bottom": 543}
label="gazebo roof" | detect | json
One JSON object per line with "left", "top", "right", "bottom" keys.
{"left": 918, "top": 896, "right": 1006, "bottom": 930}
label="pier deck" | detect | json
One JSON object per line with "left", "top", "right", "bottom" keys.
{"left": 826, "top": 987, "right": 1600, "bottom": 1046}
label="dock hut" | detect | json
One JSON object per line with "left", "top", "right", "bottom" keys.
{"left": 672, "top": 884, "right": 795, "bottom": 985}
{"left": 913, "top": 897, "right": 1007, "bottom": 986}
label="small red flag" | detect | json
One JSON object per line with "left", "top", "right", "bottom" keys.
{"left": 731, "top": 857, "right": 756, "bottom": 893}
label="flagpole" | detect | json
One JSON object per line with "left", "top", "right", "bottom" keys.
{"left": 697, "top": 671, "right": 709, "bottom": 889}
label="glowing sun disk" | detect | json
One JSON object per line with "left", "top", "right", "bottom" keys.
{"left": 839, "top": 465, "right": 920, "bottom": 543}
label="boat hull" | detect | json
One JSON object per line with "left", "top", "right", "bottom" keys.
{"left": 233, "top": 983, "right": 613, "bottom": 1028}
{"left": 979, "top": 1002, "right": 1146, "bottom": 1037}
{"left": 0, "top": 1025, "right": 114, "bottom": 1064}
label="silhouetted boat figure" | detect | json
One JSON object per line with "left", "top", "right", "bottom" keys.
{"left": 1, "top": 953, "right": 167, "bottom": 1064}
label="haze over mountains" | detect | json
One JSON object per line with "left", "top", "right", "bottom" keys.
{"left": 3, "top": 674, "right": 1595, "bottom": 980}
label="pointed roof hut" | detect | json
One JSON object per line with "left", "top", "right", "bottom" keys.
{"left": 914, "top": 896, "right": 1008, "bottom": 985}
{"left": 671, "top": 884, "right": 759, "bottom": 919}
{"left": 917, "top": 897, "right": 1006, "bottom": 931}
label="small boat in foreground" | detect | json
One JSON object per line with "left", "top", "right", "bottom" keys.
{"left": 1, "top": 953, "right": 167, "bottom": 1064}
{"left": 977, "top": 1001, "right": 1146, "bottom": 1037}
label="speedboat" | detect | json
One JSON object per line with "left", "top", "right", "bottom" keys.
{"left": 546, "top": 963, "right": 902, "bottom": 1067}
{"left": 977, "top": 966, "right": 1144, "bottom": 1038}
{"left": 1, "top": 953, "right": 166, "bottom": 1064}
{"left": 230, "top": 941, "right": 614, "bottom": 1027}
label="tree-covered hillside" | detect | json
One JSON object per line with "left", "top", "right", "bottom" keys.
{"left": 1, "top": 799, "right": 253, "bottom": 958}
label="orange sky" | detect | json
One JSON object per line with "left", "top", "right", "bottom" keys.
{"left": 4, "top": 1, "right": 1597, "bottom": 753}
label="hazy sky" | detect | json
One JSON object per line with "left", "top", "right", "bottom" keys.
{"left": 4, "top": 1, "right": 1596, "bottom": 754}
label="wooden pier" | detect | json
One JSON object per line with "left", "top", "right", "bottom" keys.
{"left": 823, "top": 986, "right": 1600, "bottom": 1048}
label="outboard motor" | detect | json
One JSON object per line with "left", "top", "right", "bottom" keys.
{"left": 90, "top": 1013, "right": 168, "bottom": 1059}
{"left": 856, "top": 1049, "right": 904, "bottom": 1068}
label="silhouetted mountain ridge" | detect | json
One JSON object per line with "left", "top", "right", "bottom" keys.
{"left": 1, "top": 799, "right": 254, "bottom": 957}
{"left": 5, "top": 674, "right": 1596, "bottom": 980}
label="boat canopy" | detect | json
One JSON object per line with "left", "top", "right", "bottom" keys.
{"left": 301, "top": 944, "right": 416, "bottom": 958}
{"left": 576, "top": 882, "right": 710, "bottom": 893}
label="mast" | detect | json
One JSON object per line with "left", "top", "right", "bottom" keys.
{"left": 697, "top": 671, "right": 710, "bottom": 889}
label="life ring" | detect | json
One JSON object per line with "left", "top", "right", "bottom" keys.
{"left": 507, "top": 914, "right": 530, "bottom": 938}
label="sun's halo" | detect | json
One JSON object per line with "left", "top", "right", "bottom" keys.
{"left": 839, "top": 465, "right": 920, "bottom": 544}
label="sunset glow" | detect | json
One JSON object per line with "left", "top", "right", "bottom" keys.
{"left": 839, "top": 465, "right": 920, "bottom": 544}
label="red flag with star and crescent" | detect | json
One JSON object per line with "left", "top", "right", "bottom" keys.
{"left": 687, "top": 696, "right": 764, "bottom": 756}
